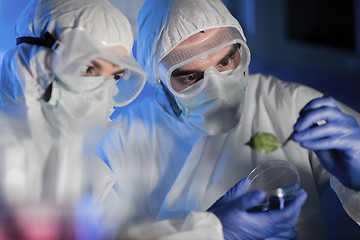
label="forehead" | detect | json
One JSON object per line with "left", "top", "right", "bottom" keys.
{"left": 112, "top": 46, "right": 128, "bottom": 55}
{"left": 87, "top": 46, "right": 128, "bottom": 67}
{"left": 158, "top": 27, "right": 247, "bottom": 79}
{"left": 170, "top": 28, "right": 232, "bottom": 70}
{"left": 175, "top": 44, "right": 236, "bottom": 71}
{"left": 177, "top": 28, "right": 220, "bottom": 49}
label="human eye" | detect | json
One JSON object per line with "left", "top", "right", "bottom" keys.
{"left": 218, "top": 54, "right": 235, "bottom": 68}
{"left": 113, "top": 74, "right": 121, "bottom": 80}
{"left": 217, "top": 45, "right": 239, "bottom": 69}
{"left": 179, "top": 72, "right": 204, "bottom": 85}
{"left": 112, "top": 70, "right": 125, "bottom": 81}
{"left": 81, "top": 65, "right": 96, "bottom": 76}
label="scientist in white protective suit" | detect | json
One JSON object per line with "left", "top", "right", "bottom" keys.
{"left": 96, "top": 0, "right": 360, "bottom": 239}
{"left": 0, "top": 0, "right": 146, "bottom": 238}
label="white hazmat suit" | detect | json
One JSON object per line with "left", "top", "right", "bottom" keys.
{"left": 96, "top": 0, "right": 360, "bottom": 239}
{"left": 0, "top": 0, "right": 145, "bottom": 232}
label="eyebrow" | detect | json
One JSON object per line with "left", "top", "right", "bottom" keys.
{"left": 171, "top": 69, "right": 204, "bottom": 77}
{"left": 90, "top": 60, "right": 102, "bottom": 69}
{"left": 216, "top": 44, "right": 238, "bottom": 66}
{"left": 90, "top": 60, "right": 125, "bottom": 75}
{"left": 171, "top": 44, "right": 239, "bottom": 78}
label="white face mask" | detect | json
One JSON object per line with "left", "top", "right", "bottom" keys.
{"left": 41, "top": 75, "right": 118, "bottom": 128}
{"left": 174, "top": 66, "right": 246, "bottom": 135}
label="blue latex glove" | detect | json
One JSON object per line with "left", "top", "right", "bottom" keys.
{"left": 207, "top": 178, "right": 307, "bottom": 240}
{"left": 292, "top": 96, "right": 360, "bottom": 191}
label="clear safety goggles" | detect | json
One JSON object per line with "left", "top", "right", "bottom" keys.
{"left": 51, "top": 28, "right": 146, "bottom": 106}
{"left": 158, "top": 27, "right": 250, "bottom": 98}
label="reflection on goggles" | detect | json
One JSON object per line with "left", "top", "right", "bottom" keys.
{"left": 51, "top": 28, "right": 147, "bottom": 106}
{"left": 81, "top": 58, "right": 125, "bottom": 81}
{"left": 158, "top": 27, "right": 251, "bottom": 96}
{"left": 170, "top": 44, "right": 242, "bottom": 91}
{"left": 122, "top": 71, "right": 132, "bottom": 80}
{"left": 56, "top": 55, "right": 142, "bottom": 95}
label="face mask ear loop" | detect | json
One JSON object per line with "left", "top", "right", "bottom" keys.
{"left": 159, "top": 81, "right": 182, "bottom": 117}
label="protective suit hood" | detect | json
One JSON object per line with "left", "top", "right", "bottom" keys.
{"left": 0, "top": 0, "right": 138, "bottom": 213}
{"left": 0, "top": 0, "right": 133, "bottom": 106}
{"left": 137, "top": 0, "right": 246, "bottom": 86}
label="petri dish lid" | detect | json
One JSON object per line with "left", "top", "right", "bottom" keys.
{"left": 247, "top": 160, "right": 300, "bottom": 196}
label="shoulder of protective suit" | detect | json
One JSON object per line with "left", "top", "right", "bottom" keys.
{"left": 245, "top": 73, "right": 323, "bottom": 115}
{"left": 247, "top": 73, "right": 321, "bottom": 97}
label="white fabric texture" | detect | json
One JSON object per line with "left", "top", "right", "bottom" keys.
{"left": 94, "top": 0, "right": 360, "bottom": 238}
{"left": 137, "top": 0, "right": 246, "bottom": 86}
{"left": 0, "top": 0, "right": 132, "bottom": 211}
{"left": 97, "top": 74, "right": 360, "bottom": 239}
{"left": 0, "top": 0, "right": 133, "bottom": 106}
{"left": 119, "top": 212, "right": 223, "bottom": 240}
{"left": 0, "top": 0, "right": 222, "bottom": 238}
{"left": 174, "top": 67, "right": 247, "bottom": 135}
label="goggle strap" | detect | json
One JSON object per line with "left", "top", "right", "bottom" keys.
{"left": 16, "top": 32, "right": 59, "bottom": 50}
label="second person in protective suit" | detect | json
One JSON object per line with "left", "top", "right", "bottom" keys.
{"left": 0, "top": 0, "right": 146, "bottom": 238}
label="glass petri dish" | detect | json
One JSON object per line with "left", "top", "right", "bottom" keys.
{"left": 247, "top": 160, "right": 300, "bottom": 212}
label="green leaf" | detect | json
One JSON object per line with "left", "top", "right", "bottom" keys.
{"left": 246, "top": 132, "right": 280, "bottom": 153}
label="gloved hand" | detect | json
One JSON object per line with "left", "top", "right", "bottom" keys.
{"left": 292, "top": 96, "right": 360, "bottom": 191}
{"left": 207, "top": 178, "right": 307, "bottom": 240}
